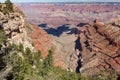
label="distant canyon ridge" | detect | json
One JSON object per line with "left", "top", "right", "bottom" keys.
{"left": 17, "top": 3, "right": 120, "bottom": 28}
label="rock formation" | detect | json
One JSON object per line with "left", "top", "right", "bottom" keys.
{"left": 0, "top": 2, "right": 120, "bottom": 78}
{"left": 70, "top": 19, "right": 120, "bottom": 75}
{"left": 28, "top": 24, "right": 52, "bottom": 58}
{"left": 0, "top": 11, "right": 34, "bottom": 50}
{"left": 0, "top": 3, "right": 54, "bottom": 79}
{"left": 17, "top": 3, "right": 120, "bottom": 75}
{"left": 45, "top": 19, "right": 120, "bottom": 76}
{"left": 0, "top": 4, "right": 52, "bottom": 58}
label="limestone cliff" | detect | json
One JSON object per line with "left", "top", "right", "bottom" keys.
{"left": 0, "top": 4, "right": 52, "bottom": 58}
{"left": 0, "top": 4, "right": 52, "bottom": 79}
{"left": 48, "top": 19, "right": 120, "bottom": 76}
{"left": 70, "top": 20, "right": 120, "bottom": 75}
{"left": 0, "top": 10, "right": 34, "bottom": 51}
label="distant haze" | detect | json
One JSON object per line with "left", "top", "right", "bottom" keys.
{"left": 0, "top": 0, "right": 120, "bottom": 3}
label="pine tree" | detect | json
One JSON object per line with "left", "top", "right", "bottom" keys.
{"left": 43, "top": 49, "right": 53, "bottom": 70}
{"left": 41, "top": 49, "right": 53, "bottom": 76}
{"left": 5, "top": 0, "right": 13, "bottom": 12}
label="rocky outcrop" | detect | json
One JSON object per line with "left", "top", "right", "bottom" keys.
{"left": 0, "top": 6, "right": 52, "bottom": 58}
{"left": 73, "top": 19, "right": 120, "bottom": 76}
{"left": 0, "top": 8, "right": 34, "bottom": 51}
{"left": 0, "top": 4, "right": 53, "bottom": 79}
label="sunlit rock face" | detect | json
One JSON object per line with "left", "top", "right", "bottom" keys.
{"left": 17, "top": 3, "right": 120, "bottom": 75}
{"left": 39, "top": 19, "right": 120, "bottom": 76}
{"left": 69, "top": 20, "right": 120, "bottom": 75}
{"left": 0, "top": 8, "right": 34, "bottom": 50}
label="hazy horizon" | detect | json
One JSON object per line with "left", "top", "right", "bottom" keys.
{"left": 0, "top": 0, "right": 120, "bottom": 3}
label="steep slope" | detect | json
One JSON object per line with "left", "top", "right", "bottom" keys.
{"left": 45, "top": 19, "right": 120, "bottom": 76}
{"left": 0, "top": 3, "right": 53, "bottom": 79}
{"left": 26, "top": 24, "right": 52, "bottom": 58}
{"left": 0, "top": 4, "right": 52, "bottom": 58}
{"left": 0, "top": 6, "right": 34, "bottom": 50}
{"left": 71, "top": 20, "right": 120, "bottom": 75}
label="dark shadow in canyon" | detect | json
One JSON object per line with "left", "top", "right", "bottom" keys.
{"left": 75, "top": 36, "right": 82, "bottom": 51}
{"left": 67, "top": 28, "right": 78, "bottom": 35}
{"left": 72, "top": 22, "right": 88, "bottom": 36}
{"left": 75, "top": 36, "right": 82, "bottom": 73}
{"left": 38, "top": 23, "right": 47, "bottom": 28}
{"left": 39, "top": 23, "right": 88, "bottom": 37}
{"left": 77, "top": 23, "right": 88, "bottom": 27}
{"left": 40, "top": 24, "right": 72, "bottom": 37}
{"left": 76, "top": 58, "right": 82, "bottom": 73}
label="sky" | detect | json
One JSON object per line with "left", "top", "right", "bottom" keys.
{"left": 0, "top": 0, "right": 120, "bottom": 3}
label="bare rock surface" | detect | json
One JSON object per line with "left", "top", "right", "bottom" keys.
{"left": 43, "top": 20, "right": 120, "bottom": 76}
{"left": 0, "top": 11, "right": 34, "bottom": 50}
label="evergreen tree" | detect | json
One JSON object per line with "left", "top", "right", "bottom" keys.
{"left": 0, "top": 30, "right": 6, "bottom": 44}
{"left": 43, "top": 49, "right": 53, "bottom": 70}
{"left": 34, "top": 50, "right": 41, "bottom": 64}
{"left": 41, "top": 49, "right": 53, "bottom": 76}
{"left": 18, "top": 44, "right": 24, "bottom": 53}
{"left": 5, "top": 0, "right": 13, "bottom": 12}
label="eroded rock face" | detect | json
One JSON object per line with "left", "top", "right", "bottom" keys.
{"left": 75, "top": 20, "right": 120, "bottom": 76}
{"left": 49, "top": 19, "right": 120, "bottom": 76}
{"left": 0, "top": 5, "right": 53, "bottom": 59}
{"left": 28, "top": 24, "right": 52, "bottom": 58}
{"left": 0, "top": 11, "right": 34, "bottom": 50}
{"left": 1, "top": 4, "right": 119, "bottom": 76}
{"left": 0, "top": 5, "right": 53, "bottom": 79}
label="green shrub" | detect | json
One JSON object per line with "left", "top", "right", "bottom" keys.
{"left": 88, "top": 70, "right": 118, "bottom": 80}
{"left": 10, "top": 53, "right": 33, "bottom": 80}
{"left": 18, "top": 44, "right": 24, "bottom": 52}
{"left": 1, "top": 42, "right": 118, "bottom": 80}
{"left": 5, "top": 0, "right": 13, "bottom": 12}
{"left": 43, "top": 50, "right": 53, "bottom": 75}
{"left": 1, "top": 9, "right": 8, "bottom": 15}
{"left": 34, "top": 50, "right": 41, "bottom": 64}
{"left": 0, "top": 30, "right": 6, "bottom": 44}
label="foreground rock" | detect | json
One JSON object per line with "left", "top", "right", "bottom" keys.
{"left": 0, "top": 11, "right": 34, "bottom": 50}
{"left": 0, "top": 4, "right": 52, "bottom": 79}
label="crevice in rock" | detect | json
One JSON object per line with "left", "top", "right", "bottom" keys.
{"left": 104, "top": 60, "right": 114, "bottom": 70}
{"left": 8, "top": 28, "right": 21, "bottom": 38}
{"left": 74, "top": 36, "right": 83, "bottom": 73}
{"left": 76, "top": 56, "right": 82, "bottom": 73}
{"left": 75, "top": 36, "right": 82, "bottom": 51}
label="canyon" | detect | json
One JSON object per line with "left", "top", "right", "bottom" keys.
{"left": 17, "top": 2, "right": 120, "bottom": 76}
{"left": 0, "top": 2, "right": 120, "bottom": 79}
{"left": 17, "top": 3, "right": 120, "bottom": 27}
